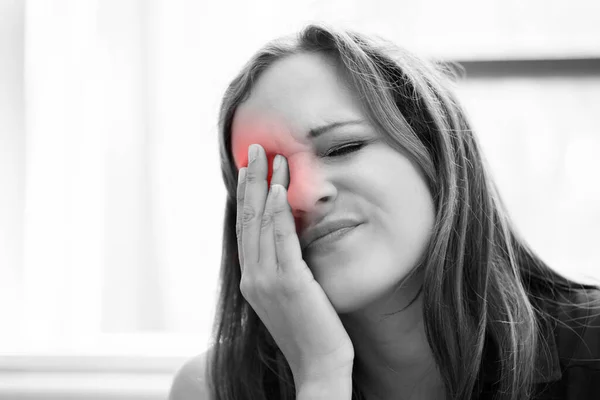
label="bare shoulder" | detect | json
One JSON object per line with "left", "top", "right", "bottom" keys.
{"left": 168, "top": 347, "right": 214, "bottom": 400}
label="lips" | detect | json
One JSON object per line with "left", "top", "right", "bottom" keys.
{"left": 301, "top": 218, "right": 362, "bottom": 250}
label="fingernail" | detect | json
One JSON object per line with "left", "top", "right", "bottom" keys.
{"left": 273, "top": 154, "right": 282, "bottom": 170}
{"left": 249, "top": 144, "right": 258, "bottom": 162}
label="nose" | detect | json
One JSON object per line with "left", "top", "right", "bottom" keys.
{"left": 285, "top": 152, "right": 335, "bottom": 229}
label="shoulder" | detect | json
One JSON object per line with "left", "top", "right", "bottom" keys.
{"left": 168, "top": 348, "right": 214, "bottom": 400}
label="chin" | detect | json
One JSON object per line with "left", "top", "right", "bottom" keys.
{"left": 314, "top": 261, "right": 419, "bottom": 316}
{"left": 316, "top": 272, "right": 397, "bottom": 315}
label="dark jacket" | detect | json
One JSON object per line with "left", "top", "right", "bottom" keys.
{"left": 478, "top": 287, "right": 600, "bottom": 399}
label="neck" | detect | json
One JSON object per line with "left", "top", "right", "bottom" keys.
{"left": 340, "top": 272, "right": 446, "bottom": 399}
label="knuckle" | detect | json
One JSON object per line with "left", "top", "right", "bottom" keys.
{"left": 261, "top": 210, "right": 275, "bottom": 229}
{"left": 244, "top": 171, "right": 259, "bottom": 184}
{"left": 274, "top": 206, "right": 288, "bottom": 220}
{"left": 273, "top": 225, "right": 288, "bottom": 243}
{"left": 241, "top": 205, "right": 256, "bottom": 225}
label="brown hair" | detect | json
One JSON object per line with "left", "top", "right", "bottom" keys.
{"left": 209, "top": 23, "right": 600, "bottom": 400}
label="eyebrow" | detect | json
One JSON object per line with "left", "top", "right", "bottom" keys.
{"left": 308, "top": 119, "right": 365, "bottom": 139}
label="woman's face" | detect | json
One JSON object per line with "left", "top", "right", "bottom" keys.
{"left": 231, "top": 52, "right": 435, "bottom": 314}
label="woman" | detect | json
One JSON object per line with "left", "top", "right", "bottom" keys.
{"left": 169, "top": 24, "right": 600, "bottom": 400}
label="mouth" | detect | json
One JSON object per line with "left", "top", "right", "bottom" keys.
{"left": 304, "top": 223, "right": 362, "bottom": 252}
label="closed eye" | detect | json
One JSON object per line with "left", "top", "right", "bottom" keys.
{"left": 325, "top": 141, "right": 366, "bottom": 158}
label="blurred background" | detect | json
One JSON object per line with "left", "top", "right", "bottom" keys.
{"left": 1, "top": 0, "right": 599, "bottom": 398}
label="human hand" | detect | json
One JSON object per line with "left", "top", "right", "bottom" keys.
{"left": 236, "top": 143, "right": 355, "bottom": 388}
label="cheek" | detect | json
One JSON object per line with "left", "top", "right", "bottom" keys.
{"left": 376, "top": 162, "right": 435, "bottom": 263}
{"left": 395, "top": 178, "right": 435, "bottom": 260}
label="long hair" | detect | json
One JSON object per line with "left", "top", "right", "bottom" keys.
{"left": 209, "top": 24, "right": 600, "bottom": 400}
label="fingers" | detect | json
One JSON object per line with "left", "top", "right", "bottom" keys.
{"left": 259, "top": 153, "right": 288, "bottom": 269}
{"left": 264, "top": 155, "right": 303, "bottom": 271}
{"left": 271, "top": 183, "right": 304, "bottom": 272}
{"left": 238, "top": 143, "right": 300, "bottom": 279}
{"left": 236, "top": 166, "right": 247, "bottom": 271}
{"left": 259, "top": 178, "right": 278, "bottom": 269}
{"left": 270, "top": 153, "right": 290, "bottom": 190}
{"left": 242, "top": 144, "right": 269, "bottom": 267}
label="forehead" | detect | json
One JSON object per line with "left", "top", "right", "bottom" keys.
{"left": 231, "top": 52, "right": 366, "bottom": 151}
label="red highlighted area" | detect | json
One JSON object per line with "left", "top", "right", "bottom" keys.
{"left": 231, "top": 112, "right": 325, "bottom": 229}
